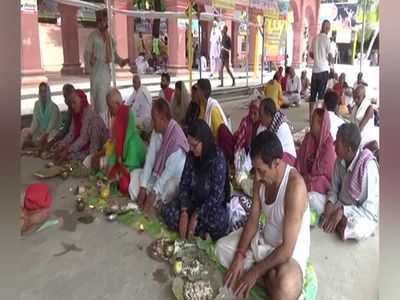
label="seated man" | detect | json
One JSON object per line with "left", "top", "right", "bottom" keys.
{"left": 216, "top": 131, "right": 310, "bottom": 300}
{"left": 21, "top": 82, "right": 61, "bottom": 152}
{"left": 45, "top": 84, "right": 75, "bottom": 151}
{"left": 129, "top": 98, "right": 189, "bottom": 212}
{"left": 300, "top": 70, "right": 310, "bottom": 99}
{"left": 197, "top": 78, "right": 230, "bottom": 138}
{"left": 158, "top": 72, "right": 175, "bottom": 102}
{"left": 125, "top": 75, "right": 152, "bottom": 128}
{"left": 284, "top": 67, "right": 301, "bottom": 107}
{"left": 319, "top": 123, "right": 379, "bottom": 241}
{"left": 258, "top": 98, "right": 297, "bottom": 166}
{"left": 54, "top": 89, "right": 109, "bottom": 164}
{"left": 323, "top": 90, "right": 345, "bottom": 141}
{"left": 351, "top": 85, "right": 379, "bottom": 153}
{"left": 89, "top": 89, "right": 146, "bottom": 195}
{"left": 353, "top": 72, "right": 368, "bottom": 90}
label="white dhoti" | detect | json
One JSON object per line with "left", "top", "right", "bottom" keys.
{"left": 128, "top": 168, "right": 180, "bottom": 204}
{"left": 284, "top": 93, "right": 301, "bottom": 105}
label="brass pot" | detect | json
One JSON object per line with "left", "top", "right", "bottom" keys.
{"left": 76, "top": 200, "right": 85, "bottom": 212}
{"left": 60, "top": 170, "right": 69, "bottom": 180}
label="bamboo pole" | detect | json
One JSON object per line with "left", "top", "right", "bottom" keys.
{"left": 106, "top": 0, "right": 116, "bottom": 88}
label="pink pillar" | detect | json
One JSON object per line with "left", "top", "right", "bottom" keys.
{"left": 21, "top": 13, "right": 47, "bottom": 86}
{"left": 59, "top": 4, "right": 83, "bottom": 76}
{"left": 306, "top": 24, "right": 319, "bottom": 67}
{"left": 291, "top": 22, "right": 304, "bottom": 68}
{"left": 126, "top": 2, "right": 136, "bottom": 71}
{"left": 232, "top": 21, "right": 240, "bottom": 68}
{"left": 165, "top": 0, "right": 188, "bottom": 75}
{"left": 248, "top": 14, "right": 257, "bottom": 68}
{"left": 112, "top": 0, "right": 129, "bottom": 76}
{"left": 200, "top": 20, "right": 210, "bottom": 58}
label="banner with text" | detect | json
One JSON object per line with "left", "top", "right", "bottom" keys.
{"left": 264, "top": 18, "right": 287, "bottom": 61}
{"left": 250, "top": 0, "right": 278, "bottom": 11}
{"left": 212, "top": 0, "right": 235, "bottom": 9}
{"left": 21, "top": 0, "right": 38, "bottom": 14}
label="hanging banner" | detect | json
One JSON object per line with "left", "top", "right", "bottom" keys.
{"left": 212, "top": 0, "right": 235, "bottom": 10}
{"left": 264, "top": 18, "right": 287, "bottom": 61}
{"left": 233, "top": 11, "right": 248, "bottom": 35}
{"left": 236, "top": 0, "right": 250, "bottom": 7}
{"left": 21, "top": 0, "right": 38, "bottom": 14}
{"left": 250, "top": 0, "right": 278, "bottom": 12}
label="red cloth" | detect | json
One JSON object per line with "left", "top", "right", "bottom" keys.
{"left": 332, "top": 83, "right": 344, "bottom": 98}
{"left": 297, "top": 109, "right": 336, "bottom": 194}
{"left": 234, "top": 100, "right": 260, "bottom": 152}
{"left": 109, "top": 104, "right": 131, "bottom": 195}
{"left": 163, "top": 87, "right": 175, "bottom": 102}
{"left": 282, "top": 152, "right": 297, "bottom": 167}
{"left": 24, "top": 183, "right": 52, "bottom": 211}
{"left": 73, "top": 89, "right": 90, "bottom": 151}
{"left": 152, "top": 119, "right": 189, "bottom": 177}
{"left": 217, "top": 124, "right": 236, "bottom": 162}
{"left": 349, "top": 149, "right": 374, "bottom": 201}
{"left": 281, "top": 76, "right": 288, "bottom": 92}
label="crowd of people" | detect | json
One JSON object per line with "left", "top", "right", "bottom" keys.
{"left": 21, "top": 15, "right": 380, "bottom": 299}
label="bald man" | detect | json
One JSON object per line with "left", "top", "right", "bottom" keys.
{"left": 309, "top": 20, "right": 333, "bottom": 121}
{"left": 125, "top": 75, "right": 152, "bottom": 128}
{"left": 88, "top": 89, "right": 146, "bottom": 194}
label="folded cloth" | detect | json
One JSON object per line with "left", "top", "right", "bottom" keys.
{"left": 24, "top": 183, "right": 52, "bottom": 211}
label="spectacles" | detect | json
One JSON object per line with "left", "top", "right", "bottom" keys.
{"left": 189, "top": 140, "right": 201, "bottom": 150}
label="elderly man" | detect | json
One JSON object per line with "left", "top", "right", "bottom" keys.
{"left": 129, "top": 98, "right": 189, "bottom": 213}
{"left": 216, "top": 131, "right": 310, "bottom": 300}
{"left": 125, "top": 75, "right": 152, "bottom": 127}
{"left": 45, "top": 84, "right": 75, "bottom": 151}
{"left": 309, "top": 20, "right": 333, "bottom": 121}
{"left": 284, "top": 67, "right": 301, "bottom": 107}
{"left": 88, "top": 89, "right": 146, "bottom": 195}
{"left": 318, "top": 123, "right": 379, "bottom": 242}
{"left": 84, "top": 9, "right": 129, "bottom": 126}
{"left": 196, "top": 78, "right": 229, "bottom": 138}
{"left": 323, "top": 90, "right": 345, "bottom": 141}
{"left": 209, "top": 20, "right": 222, "bottom": 78}
{"left": 158, "top": 72, "right": 175, "bottom": 102}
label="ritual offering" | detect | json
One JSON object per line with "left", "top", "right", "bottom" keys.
{"left": 76, "top": 198, "right": 86, "bottom": 212}
{"left": 60, "top": 170, "right": 69, "bottom": 180}
{"left": 174, "top": 257, "right": 183, "bottom": 275}
{"left": 34, "top": 165, "right": 64, "bottom": 179}
{"left": 106, "top": 213, "right": 118, "bottom": 222}
{"left": 40, "top": 151, "right": 54, "bottom": 160}
{"left": 100, "top": 186, "right": 110, "bottom": 199}
{"left": 183, "top": 280, "right": 213, "bottom": 300}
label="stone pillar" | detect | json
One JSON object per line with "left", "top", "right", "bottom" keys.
{"left": 21, "top": 12, "right": 47, "bottom": 86}
{"left": 165, "top": 0, "right": 188, "bottom": 75}
{"left": 291, "top": 21, "right": 304, "bottom": 68}
{"left": 306, "top": 24, "right": 319, "bottom": 67}
{"left": 126, "top": 5, "right": 136, "bottom": 72}
{"left": 58, "top": 4, "right": 83, "bottom": 76}
{"left": 232, "top": 21, "right": 240, "bottom": 68}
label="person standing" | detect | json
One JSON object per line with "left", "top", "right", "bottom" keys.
{"left": 308, "top": 20, "right": 333, "bottom": 122}
{"left": 84, "top": 9, "right": 130, "bottom": 127}
{"left": 218, "top": 26, "right": 235, "bottom": 87}
{"left": 209, "top": 21, "right": 222, "bottom": 78}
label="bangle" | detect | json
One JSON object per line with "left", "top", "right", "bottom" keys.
{"left": 235, "top": 248, "right": 247, "bottom": 259}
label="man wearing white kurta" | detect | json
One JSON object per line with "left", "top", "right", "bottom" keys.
{"left": 84, "top": 9, "right": 129, "bottom": 128}
{"left": 125, "top": 75, "right": 152, "bottom": 128}
{"left": 209, "top": 21, "right": 222, "bottom": 78}
{"left": 284, "top": 67, "right": 301, "bottom": 106}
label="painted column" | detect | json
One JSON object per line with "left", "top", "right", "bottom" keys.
{"left": 126, "top": 1, "right": 136, "bottom": 72}
{"left": 201, "top": 20, "right": 211, "bottom": 59}
{"left": 112, "top": 0, "right": 129, "bottom": 75}
{"left": 232, "top": 20, "right": 240, "bottom": 68}
{"left": 59, "top": 4, "right": 83, "bottom": 76}
{"left": 165, "top": 0, "right": 188, "bottom": 75}
{"left": 291, "top": 21, "right": 304, "bottom": 68}
{"left": 21, "top": 11, "right": 47, "bottom": 86}
{"left": 248, "top": 14, "right": 258, "bottom": 68}
{"left": 306, "top": 24, "right": 319, "bottom": 67}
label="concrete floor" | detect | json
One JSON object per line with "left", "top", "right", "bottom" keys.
{"left": 21, "top": 96, "right": 378, "bottom": 300}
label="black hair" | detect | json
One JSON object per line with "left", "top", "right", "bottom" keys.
{"left": 152, "top": 97, "right": 172, "bottom": 120}
{"left": 161, "top": 72, "right": 171, "bottom": 83}
{"left": 62, "top": 83, "right": 75, "bottom": 98}
{"left": 324, "top": 90, "right": 339, "bottom": 112}
{"left": 39, "top": 82, "right": 47, "bottom": 90}
{"left": 260, "top": 98, "right": 277, "bottom": 118}
{"left": 250, "top": 131, "right": 283, "bottom": 167}
{"left": 337, "top": 123, "right": 361, "bottom": 152}
{"left": 285, "top": 66, "right": 290, "bottom": 74}
{"left": 187, "top": 119, "right": 215, "bottom": 156}
{"left": 175, "top": 81, "right": 182, "bottom": 91}
{"left": 197, "top": 78, "right": 212, "bottom": 99}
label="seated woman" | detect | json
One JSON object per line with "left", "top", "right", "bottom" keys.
{"left": 351, "top": 85, "right": 379, "bottom": 153}
{"left": 54, "top": 89, "right": 109, "bottom": 165}
{"left": 182, "top": 84, "right": 200, "bottom": 133}
{"left": 333, "top": 73, "right": 353, "bottom": 116}
{"left": 297, "top": 108, "right": 336, "bottom": 214}
{"left": 162, "top": 119, "right": 230, "bottom": 241}
{"left": 263, "top": 73, "right": 284, "bottom": 110}
{"left": 170, "top": 81, "right": 191, "bottom": 126}
{"left": 20, "top": 183, "right": 52, "bottom": 235}
{"left": 21, "top": 82, "right": 61, "bottom": 152}
{"left": 325, "top": 69, "right": 337, "bottom": 91}
{"left": 217, "top": 99, "right": 261, "bottom": 163}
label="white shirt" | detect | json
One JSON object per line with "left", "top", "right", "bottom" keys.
{"left": 199, "top": 56, "right": 207, "bottom": 72}
{"left": 328, "top": 111, "right": 345, "bottom": 141}
{"left": 139, "top": 131, "right": 187, "bottom": 199}
{"left": 125, "top": 86, "right": 152, "bottom": 126}
{"left": 327, "top": 149, "right": 379, "bottom": 223}
{"left": 311, "top": 33, "right": 331, "bottom": 73}
{"left": 330, "top": 41, "right": 337, "bottom": 55}
{"left": 286, "top": 75, "right": 301, "bottom": 94}
{"left": 257, "top": 123, "right": 297, "bottom": 158}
